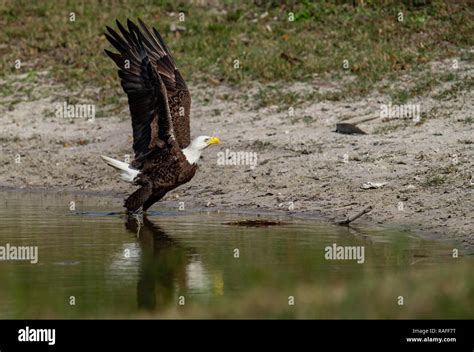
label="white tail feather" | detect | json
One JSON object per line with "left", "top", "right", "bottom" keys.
{"left": 101, "top": 155, "right": 139, "bottom": 183}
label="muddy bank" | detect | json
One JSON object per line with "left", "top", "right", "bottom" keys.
{"left": 0, "top": 60, "right": 472, "bottom": 247}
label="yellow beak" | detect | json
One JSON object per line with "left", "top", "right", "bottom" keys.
{"left": 207, "top": 136, "right": 220, "bottom": 145}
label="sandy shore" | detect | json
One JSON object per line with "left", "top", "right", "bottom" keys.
{"left": 0, "top": 59, "right": 472, "bottom": 247}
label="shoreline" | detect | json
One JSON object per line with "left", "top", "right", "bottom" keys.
{"left": 1, "top": 185, "right": 471, "bottom": 252}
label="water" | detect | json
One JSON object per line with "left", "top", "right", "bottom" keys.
{"left": 0, "top": 191, "right": 473, "bottom": 319}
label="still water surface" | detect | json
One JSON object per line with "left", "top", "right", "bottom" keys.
{"left": 0, "top": 191, "right": 472, "bottom": 318}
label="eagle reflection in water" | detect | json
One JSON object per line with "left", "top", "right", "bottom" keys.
{"left": 124, "top": 216, "right": 206, "bottom": 311}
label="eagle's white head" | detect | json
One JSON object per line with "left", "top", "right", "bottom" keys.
{"left": 182, "top": 136, "right": 220, "bottom": 164}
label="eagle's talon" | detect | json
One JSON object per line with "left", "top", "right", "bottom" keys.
{"left": 131, "top": 210, "right": 143, "bottom": 238}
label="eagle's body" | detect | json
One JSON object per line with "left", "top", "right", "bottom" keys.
{"left": 102, "top": 19, "right": 219, "bottom": 212}
{"left": 123, "top": 144, "right": 198, "bottom": 212}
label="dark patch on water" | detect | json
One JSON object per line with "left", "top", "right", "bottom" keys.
{"left": 225, "top": 219, "right": 288, "bottom": 227}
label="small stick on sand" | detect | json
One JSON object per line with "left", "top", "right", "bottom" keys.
{"left": 336, "top": 205, "right": 373, "bottom": 225}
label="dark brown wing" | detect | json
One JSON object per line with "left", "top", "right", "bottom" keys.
{"left": 136, "top": 18, "right": 191, "bottom": 148}
{"left": 104, "top": 19, "right": 179, "bottom": 164}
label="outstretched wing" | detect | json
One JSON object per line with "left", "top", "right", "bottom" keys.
{"left": 104, "top": 19, "right": 180, "bottom": 163}
{"left": 137, "top": 19, "right": 191, "bottom": 149}
{"left": 108, "top": 19, "right": 191, "bottom": 149}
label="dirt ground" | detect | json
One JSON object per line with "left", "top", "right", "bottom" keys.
{"left": 0, "top": 58, "right": 472, "bottom": 247}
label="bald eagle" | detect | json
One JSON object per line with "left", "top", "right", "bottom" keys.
{"left": 102, "top": 19, "right": 220, "bottom": 213}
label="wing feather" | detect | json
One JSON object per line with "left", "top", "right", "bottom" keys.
{"left": 104, "top": 20, "right": 178, "bottom": 164}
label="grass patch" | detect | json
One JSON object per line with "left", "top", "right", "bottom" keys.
{"left": 291, "top": 115, "right": 315, "bottom": 125}
{"left": 463, "top": 116, "right": 473, "bottom": 125}
{"left": 255, "top": 85, "right": 317, "bottom": 110}
{"left": 373, "top": 122, "right": 405, "bottom": 134}
{"left": 388, "top": 71, "right": 469, "bottom": 104}
{"left": 434, "top": 75, "right": 474, "bottom": 100}
{"left": 0, "top": 0, "right": 472, "bottom": 109}
{"left": 423, "top": 174, "right": 446, "bottom": 187}
{"left": 251, "top": 140, "right": 273, "bottom": 151}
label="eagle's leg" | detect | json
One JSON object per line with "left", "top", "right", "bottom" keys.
{"left": 132, "top": 213, "right": 143, "bottom": 239}
{"left": 142, "top": 190, "right": 167, "bottom": 212}
{"left": 124, "top": 182, "right": 153, "bottom": 214}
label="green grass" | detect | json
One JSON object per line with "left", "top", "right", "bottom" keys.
{"left": 423, "top": 174, "right": 446, "bottom": 187}
{"left": 251, "top": 140, "right": 273, "bottom": 151}
{"left": 255, "top": 85, "right": 317, "bottom": 110}
{"left": 373, "top": 122, "right": 404, "bottom": 134}
{"left": 0, "top": 0, "right": 473, "bottom": 109}
{"left": 388, "top": 71, "right": 472, "bottom": 104}
{"left": 434, "top": 74, "right": 474, "bottom": 100}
